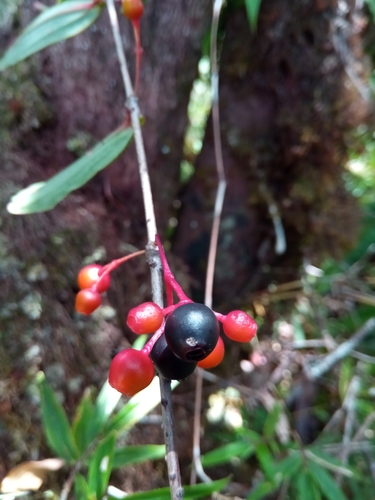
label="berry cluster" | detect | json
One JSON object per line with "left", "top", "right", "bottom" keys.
{"left": 75, "top": 238, "right": 258, "bottom": 398}
{"left": 75, "top": 251, "right": 145, "bottom": 316}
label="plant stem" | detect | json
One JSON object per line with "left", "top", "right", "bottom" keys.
{"left": 304, "top": 318, "right": 375, "bottom": 380}
{"left": 106, "top": 1, "right": 183, "bottom": 498}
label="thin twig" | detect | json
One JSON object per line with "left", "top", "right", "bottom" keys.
{"left": 191, "top": 0, "right": 225, "bottom": 486}
{"left": 106, "top": 1, "right": 182, "bottom": 498}
{"left": 337, "top": 375, "right": 360, "bottom": 485}
{"left": 304, "top": 318, "right": 375, "bottom": 380}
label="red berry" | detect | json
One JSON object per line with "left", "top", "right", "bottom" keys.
{"left": 108, "top": 348, "right": 154, "bottom": 397}
{"left": 197, "top": 337, "right": 225, "bottom": 369}
{"left": 77, "top": 264, "right": 111, "bottom": 293}
{"left": 122, "top": 0, "right": 144, "bottom": 20}
{"left": 127, "top": 302, "right": 164, "bottom": 334}
{"left": 223, "top": 310, "right": 257, "bottom": 343}
{"left": 75, "top": 289, "right": 102, "bottom": 315}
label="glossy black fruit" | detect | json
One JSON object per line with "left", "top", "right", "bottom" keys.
{"left": 164, "top": 303, "right": 220, "bottom": 362}
{"left": 150, "top": 333, "right": 196, "bottom": 380}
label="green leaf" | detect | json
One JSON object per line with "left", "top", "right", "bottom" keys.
{"left": 94, "top": 380, "right": 122, "bottom": 432}
{"left": 7, "top": 126, "right": 133, "bottom": 214}
{"left": 296, "top": 471, "right": 322, "bottom": 500}
{"left": 247, "top": 479, "right": 278, "bottom": 500}
{"left": 72, "top": 381, "right": 121, "bottom": 456}
{"left": 107, "top": 477, "right": 229, "bottom": 500}
{"left": 308, "top": 461, "right": 347, "bottom": 500}
{"left": 201, "top": 441, "right": 254, "bottom": 467}
{"left": 339, "top": 359, "right": 354, "bottom": 402}
{"left": 74, "top": 473, "right": 91, "bottom": 499}
{"left": 106, "top": 378, "right": 178, "bottom": 434}
{"left": 113, "top": 444, "right": 165, "bottom": 468}
{"left": 244, "top": 0, "right": 262, "bottom": 32}
{"left": 365, "top": 0, "right": 375, "bottom": 21}
{"left": 0, "top": 1, "right": 102, "bottom": 71}
{"left": 273, "top": 452, "right": 302, "bottom": 479}
{"left": 72, "top": 388, "right": 97, "bottom": 455}
{"left": 37, "top": 372, "right": 78, "bottom": 462}
{"left": 88, "top": 432, "right": 116, "bottom": 500}
{"left": 263, "top": 403, "right": 282, "bottom": 439}
{"left": 255, "top": 442, "right": 275, "bottom": 481}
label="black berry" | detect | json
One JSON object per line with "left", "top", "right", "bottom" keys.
{"left": 150, "top": 333, "right": 196, "bottom": 380}
{"left": 164, "top": 303, "right": 220, "bottom": 362}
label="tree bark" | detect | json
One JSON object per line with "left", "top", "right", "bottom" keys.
{"left": 173, "top": 0, "right": 371, "bottom": 307}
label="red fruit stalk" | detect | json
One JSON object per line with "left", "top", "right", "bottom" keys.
{"left": 132, "top": 19, "right": 143, "bottom": 95}
{"left": 155, "top": 235, "right": 191, "bottom": 303}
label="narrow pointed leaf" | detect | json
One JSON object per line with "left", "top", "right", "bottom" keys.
{"left": 88, "top": 432, "right": 116, "bottom": 500}
{"left": 263, "top": 403, "right": 282, "bottom": 438}
{"left": 308, "top": 461, "right": 347, "bottom": 500}
{"left": 113, "top": 445, "right": 165, "bottom": 468}
{"left": 255, "top": 442, "right": 275, "bottom": 480}
{"left": 296, "top": 471, "right": 322, "bottom": 500}
{"left": 244, "top": 0, "right": 262, "bottom": 32}
{"left": 74, "top": 473, "right": 91, "bottom": 499}
{"left": 247, "top": 479, "right": 278, "bottom": 500}
{"left": 201, "top": 441, "right": 254, "bottom": 467}
{"left": 0, "top": 1, "right": 102, "bottom": 71}
{"left": 94, "top": 380, "right": 121, "bottom": 432}
{"left": 7, "top": 127, "right": 133, "bottom": 214}
{"left": 107, "top": 477, "right": 229, "bottom": 500}
{"left": 72, "top": 388, "right": 97, "bottom": 455}
{"left": 272, "top": 452, "right": 302, "bottom": 479}
{"left": 37, "top": 372, "right": 78, "bottom": 462}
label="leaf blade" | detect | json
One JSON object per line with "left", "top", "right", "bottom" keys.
{"left": 87, "top": 432, "right": 116, "bottom": 500}
{"left": 201, "top": 441, "right": 254, "bottom": 467}
{"left": 37, "top": 372, "right": 78, "bottom": 462}
{"left": 113, "top": 445, "right": 166, "bottom": 468}
{"left": 0, "top": 1, "right": 102, "bottom": 70}
{"left": 244, "top": 0, "right": 262, "bottom": 32}
{"left": 7, "top": 127, "right": 133, "bottom": 214}
{"left": 308, "top": 460, "right": 347, "bottom": 500}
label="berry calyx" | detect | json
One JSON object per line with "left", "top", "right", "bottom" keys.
{"left": 222, "top": 310, "right": 257, "bottom": 343}
{"left": 150, "top": 333, "right": 196, "bottom": 381}
{"left": 108, "top": 348, "right": 154, "bottom": 397}
{"left": 122, "top": 0, "right": 144, "bottom": 20}
{"left": 197, "top": 336, "right": 225, "bottom": 369}
{"left": 164, "top": 303, "right": 220, "bottom": 362}
{"left": 127, "top": 302, "right": 164, "bottom": 334}
{"left": 75, "top": 289, "right": 102, "bottom": 315}
{"left": 77, "top": 264, "right": 111, "bottom": 293}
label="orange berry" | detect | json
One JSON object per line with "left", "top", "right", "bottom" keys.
{"left": 77, "top": 264, "right": 111, "bottom": 293}
{"left": 223, "top": 310, "right": 257, "bottom": 343}
{"left": 122, "top": 0, "right": 144, "bottom": 20}
{"left": 75, "top": 289, "right": 101, "bottom": 315}
{"left": 197, "top": 337, "right": 225, "bottom": 369}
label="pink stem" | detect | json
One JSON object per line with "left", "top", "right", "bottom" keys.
{"left": 91, "top": 249, "right": 145, "bottom": 292}
{"left": 162, "top": 300, "right": 192, "bottom": 316}
{"left": 132, "top": 19, "right": 143, "bottom": 95}
{"left": 155, "top": 235, "right": 190, "bottom": 301}
{"left": 213, "top": 311, "right": 226, "bottom": 323}
{"left": 141, "top": 321, "right": 165, "bottom": 356}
